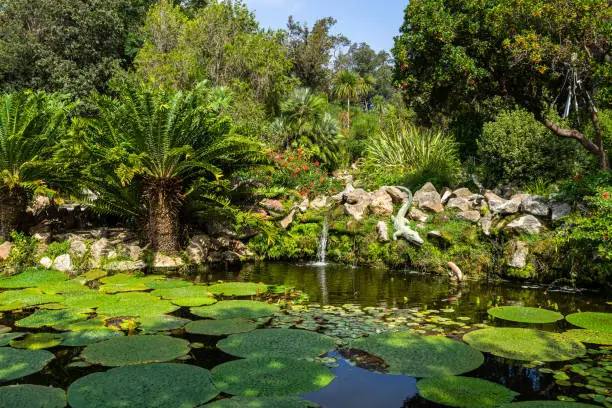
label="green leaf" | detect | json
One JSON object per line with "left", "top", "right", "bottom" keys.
{"left": 207, "top": 282, "right": 269, "bottom": 297}
{"left": 488, "top": 306, "right": 564, "bottom": 324}
{"left": 417, "top": 376, "right": 519, "bottom": 407}
{"left": 15, "top": 309, "right": 91, "bottom": 329}
{"left": 566, "top": 312, "right": 612, "bottom": 333}
{"left": 185, "top": 318, "right": 257, "bottom": 336}
{"left": 562, "top": 329, "right": 612, "bottom": 345}
{"left": 0, "top": 288, "right": 64, "bottom": 311}
{"left": 204, "top": 397, "right": 319, "bottom": 408}
{"left": 137, "top": 315, "right": 191, "bottom": 332}
{"left": 81, "top": 335, "right": 190, "bottom": 366}
{"left": 0, "top": 269, "right": 67, "bottom": 289}
{"left": 0, "top": 385, "right": 66, "bottom": 408}
{"left": 60, "top": 330, "right": 124, "bottom": 347}
{"left": 10, "top": 333, "right": 63, "bottom": 349}
{"left": 191, "top": 300, "right": 280, "bottom": 319}
{"left": 0, "top": 348, "right": 55, "bottom": 381}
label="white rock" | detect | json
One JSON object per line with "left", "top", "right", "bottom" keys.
{"left": 370, "top": 189, "right": 394, "bottom": 216}
{"left": 506, "top": 215, "right": 543, "bottom": 234}
{"left": 413, "top": 182, "right": 443, "bottom": 213}
{"left": 521, "top": 195, "right": 549, "bottom": 217}
{"left": 456, "top": 210, "right": 481, "bottom": 223}
{"left": 376, "top": 221, "right": 389, "bottom": 242}
{"left": 551, "top": 202, "right": 572, "bottom": 220}
{"left": 310, "top": 195, "right": 332, "bottom": 210}
{"left": 52, "top": 254, "right": 73, "bottom": 273}
{"left": 508, "top": 240, "right": 529, "bottom": 269}
{"left": 153, "top": 253, "right": 183, "bottom": 268}
{"left": 70, "top": 240, "right": 88, "bottom": 257}
{"left": 280, "top": 209, "right": 296, "bottom": 229}
{"left": 0, "top": 242, "right": 12, "bottom": 261}
{"left": 39, "top": 257, "right": 53, "bottom": 269}
{"left": 446, "top": 197, "right": 471, "bottom": 212}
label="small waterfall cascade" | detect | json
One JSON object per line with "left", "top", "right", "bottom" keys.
{"left": 315, "top": 216, "right": 329, "bottom": 265}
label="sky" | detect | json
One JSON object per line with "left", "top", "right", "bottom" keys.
{"left": 243, "top": 0, "right": 408, "bottom": 52}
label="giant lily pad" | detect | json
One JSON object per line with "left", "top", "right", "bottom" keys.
{"left": 488, "top": 306, "right": 563, "bottom": 324}
{"left": 0, "top": 347, "right": 55, "bottom": 381}
{"left": 0, "top": 288, "right": 64, "bottom": 311}
{"left": 67, "top": 363, "right": 219, "bottom": 408}
{"left": 191, "top": 300, "right": 280, "bottom": 319}
{"left": 417, "top": 376, "right": 519, "bottom": 407}
{"left": 65, "top": 316, "right": 115, "bottom": 331}
{"left": 500, "top": 402, "right": 599, "bottom": 407}
{"left": 211, "top": 357, "right": 335, "bottom": 397}
{"left": 566, "top": 312, "right": 612, "bottom": 333}
{"left": 137, "top": 315, "right": 191, "bottom": 332}
{"left": 186, "top": 319, "right": 258, "bottom": 336}
{"left": 0, "top": 269, "right": 67, "bottom": 289}
{"left": 217, "top": 329, "right": 337, "bottom": 359}
{"left": 60, "top": 330, "right": 124, "bottom": 346}
{"left": 151, "top": 285, "right": 216, "bottom": 307}
{"left": 205, "top": 397, "right": 319, "bottom": 407}
{"left": 0, "top": 384, "right": 66, "bottom": 408}
{"left": 81, "top": 335, "right": 190, "bottom": 366}
{"left": 145, "top": 280, "right": 193, "bottom": 290}
{"left": 15, "top": 309, "right": 90, "bottom": 329}
{"left": 0, "top": 332, "right": 26, "bottom": 346}
{"left": 10, "top": 333, "right": 63, "bottom": 349}
{"left": 351, "top": 331, "right": 484, "bottom": 377}
{"left": 98, "top": 274, "right": 163, "bottom": 293}
{"left": 60, "top": 292, "right": 109, "bottom": 310}
{"left": 95, "top": 292, "right": 180, "bottom": 317}
{"left": 463, "top": 328, "right": 586, "bottom": 361}
{"left": 562, "top": 329, "right": 612, "bottom": 345}
{"left": 207, "top": 282, "right": 269, "bottom": 297}
{"left": 39, "top": 280, "right": 91, "bottom": 294}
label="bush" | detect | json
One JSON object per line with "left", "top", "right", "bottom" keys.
{"left": 478, "top": 108, "right": 586, "bottom": 186}
{"left": 4, "top": 232, "right": 37, "bottom": 273}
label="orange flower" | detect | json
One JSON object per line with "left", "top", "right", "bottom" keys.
{"left": 314, "top": 161, "right": 320, "bottom": 167}
{"left": 603, "top": 192, "right": 610, "bottom": 199}
{"left": 303, "top": 165, "right": 309, "bottom": 171}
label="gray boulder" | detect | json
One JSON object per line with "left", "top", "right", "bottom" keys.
{"left": 376, "top": 221, "right": 390, "bottom": 242}
{"left": 260, "top": 199, "right": 284, "bottom": 214}
{"left": 521, "top": 195, "right": 549, "bottom": 217}
{"left": 383, "top": 186, "right": 409, "bottom": 204}
{"left": 506, "top": 215, "right": 543, "bottom": 234}
{"left": 452, "top": 187, "right": 473, "bottom": 198}
{"left": 153, "top": 253, "right": 183, "bottom": 269}
{"left": 413, "top": 182, "right": 444, "bottom": 213}
{"left": 456, "top": 210, "right": 481, "bottom": 223}
{"left": 507, "top": 240, "right": 529, "bottom": 269}
{"left": 310, "top": 195, "right": 332, "bottom": 210}
{"left": 52, "top": 254, "right": 73, "bottom": 273}
{"left": 478, "top": 212, "right": 494, "bottom": 236}
{"left": 280, "top": 209, "right": 297, "bottom": 229}
{"left": 551, "top": 202, "right": 572, "bottom": 221}
{"left": 446, "top": 197, "right": 471, "bottom": 212}
{"left": 408, "top": 208, "right": 429, "bottom": 223}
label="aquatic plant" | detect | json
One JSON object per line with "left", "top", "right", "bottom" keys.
{"left": 95, "top": 292, "right": 180, "bottom": 317}
{"left": 136, "top": 315, "right": 191, "bottom": 332}
{"left": 0, "top": 384, "right": 66, "bottom": 408}
{"left": 145, "top": 280, "right": 192, "bottom": 289}
{"left": 151, "top": 285, "right": 217, "bottom": 307}
{"left": 98, "top": 273, "right": 163, "bottom": 293}
{"left": 81, "top": 335, "right": 190, "bottom": 366}
{"left": 500, "top": 402, "right": 599, "bottom": 407}
{"left": 0, "top": 268, "right": 67, "bottom": 288}
{"left": 0, "top": 348, "right": 55, "bottom": 381}
{"left": 185, "top": 318, "right": 258, "bottom": 336}
{"left": 488, "top": 306, "right": 564, "bottom": 324}
{"left": 60, "top": 330, "right": 124, "bottom": 347}
{"left": 191, "top": 300, "right": 280, "bottom": 319}
{"left": 562, "top": 329, "right": 612, "bottom": 345}
{"left": 9, "top": 333, "right": 63, "bottom": 349}
{"left": 0, "top": 332, "right": 25, "bottom": 346}
{"left": 566, "top": 312, "right": 612, "bottom": 333}
{"left": 417, "top": 376, "right": 519, "bottom": 407}
{"left": 204, "top": 396, "right": 320, "bottom": 407}
{"left": 0, "top": 288, "right": 64, "bottom": 311}
{"left": 207, "top": 282, "right": 269, "bottom": 297}
{"left": 15, "top": 309, "right": 90, "bottom": 329}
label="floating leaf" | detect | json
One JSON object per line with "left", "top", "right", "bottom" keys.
{"left": 0, "top": 347, "right": 55, "bottom": 381}
{"left": 171, "top": 296, "right": 217, "bottom": 307}
{"left": 81, "top": 335, "right": 190, "bottom": 366}
{"left": 145, "top": 280, "right": 193, "bottom": 290}
{"left": 217, "top": 329, "right": 337, "bottom": 359}
{"left": 151, "top": 285, "right": 216, "bottom": 307}
{"left": 60, "top": 330, "right": 124, "bottom": 346}
{"left": 351, "top": 331, "right": 484, "bottom": 377}
{"left": 10, "top": 333, "right": 63, "bottom": 349}
{"left": 191, "top": 300, "right": 280, "bottom": 320}
{"left": 211, "top": 357, "right": 335, "bottom": 397}
{"left": 0, "top": 269, "right": 67, "bottom": 289}
{"left": 204, "top": 396, "right": 319, "bottom": 407}
{"left": 95, "top": 292, "right": 180, "bottom": 317}
{"left": 566, "top": 312, "right": 612, "bottom": 333}
{"left": 463, "top": 328, "right": 586, "bottom": 362}
{"left": 67, "top": 363, "right": 219, "bottom": 408}
{"left": 0, "top": 384, "right": 66, "bottom": 408}
{"left": 0, "top": 288, "right": 64, "bottom": 311}
{"left": 185, "top": 318, "right": 257, "bottom": 336}
{"left": 137, "top": 315, "right": 191, "bottom": 331}
{"left": 488, "top": 306, "right": 563, "bottom": 324}
{"left": 500, "top": 402, "right": 599, "bottom": 407}
{"left": 76, "top": 270, "right": 107, "bottom": 283}
{"left": 60, "top": 292, "right": 109, "bottom": 310}
{"left": 562, "top": 329, "right": 612, "bottom": 345}
{"left": 207, "top": 282, "right": 269, "bottom": 297}
{"left": 15, "top": 309, "right": 90, "bottom": 329}
{"left": 65, "top": 316, "right": 114, "bottom": 331}
{"left": 0, "top": 332, "right": 25, "bottom": 346}
{"left": 98, "top": 274, "right": 163, "bottom": 293}
{"left": 39, "top": 280, "right": 91, "bottom": 294}
{"left": 417, "top": 376, "right": 519, "bottom": 407}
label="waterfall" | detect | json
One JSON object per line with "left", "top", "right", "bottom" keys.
{"left": 315, "top": 216, "right": 329, "bottom": 265}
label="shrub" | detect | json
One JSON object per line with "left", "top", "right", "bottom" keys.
{"left": 4, "top": 232, "right": 37, "bottom": 273}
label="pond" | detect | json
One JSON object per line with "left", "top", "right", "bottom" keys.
{"left": 0, "top": 263, "right": 609, "bottom": 408}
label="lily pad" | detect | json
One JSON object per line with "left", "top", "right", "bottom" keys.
{"left": 39, "top": 280, "right": 91, "bottom": 294}
{"left": 0, "top": 332, "right": 26, "bottom": 346}
{"left": 151, "top": 285, "right": 217, "bottom": 307}
{"left": 186, "top": 318, "right": 257, "bottom": 336}
{"left": 15, "top": 309, "right": 90, "bottom": 329}
{"left": 98, "top": 273, "right": 163, "bottom": 293}
{"left": 417, "top": 376, "right": 519, "bottom": 407}
{"left": 60, "top": 292, "right": 109, "bottom": 310}
{"left": 137, "top": 315, "right": 191, "bottom": 331}
{"left": 351, "top": 331, "right": 484, "bottom": 377}
{"left": 171, "top": 296, "right": 217, "bottom": 307}
{"left": 566, "top": 312, "right": 612, "bottom": 333}
{"left": 207, "top": 282, "right": 269, "bottom": 297}
{"left": 204, "top": 397, "right": 319, "bottom": 407}
{"left": 0, "top": 288, "right": 65, "bottom": 311}
{"left": 562, "top": 329, "right": 612, "bottom": 345}
{"left": 0, "top": 347, "right": 55, "bottom": 381}
{"left": 65, "top": 316, "right": 114, "bottom": 331}
{"left": 60, "top": 330, "right": 124, "bottom": 346}
{"left": 191, "top": 300, "right": 280, "bottom": 319}
{"left": 500, "top": 402, "right": 599, "bottom": 407}
{"left": 145, "top": 280, "right": 193, "bottom": 290}
{"left": 211, "top": 357, "right": 335, "bottom": 397}
{"left": 95, "top": 292, "right": 180, "bottom": 317}
{"left": 463, "top": 328, "right": 586, "bottom": 362}
{"left": 67, "top": 363, "right": 219, "bottom": 408}
{"left": 217, "top": 329, "right": 337, "bottom": 359}
{"left": 10, "top": 333, "right": 63, "bottom": 349}
{"left": 0, "top": 268, "right": 67, "bottom": 289}
{"left": 0, "top": 384, "right": 66, "bottom": 408}
{"left": 488, "top": 306, "right": 564, "bottom": 324}
{"left": 81, "top": 335, "right": 190, "bottom": 366}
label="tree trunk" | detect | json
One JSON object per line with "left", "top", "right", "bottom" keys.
{"left": 347, "top": 98, "right": 351, "bottom": 130}
{"left": 145, "top": 180, "right": 182, "bottom": 253}
{"left": 0, "top": 188, "right": 27, "bottom": 240}
{"left": 591, "top": 109, "right": 610, "bottom": 171}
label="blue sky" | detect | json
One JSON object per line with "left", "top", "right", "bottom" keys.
{"left": 243, "top": 0, "right": 408, "bottom": 52}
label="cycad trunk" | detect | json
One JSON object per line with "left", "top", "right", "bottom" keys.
{"left": 145, "top": 180, "right": 182, "bottom": 253}
{"left": 0, "top": 188, "right": 27, "bottom": 240}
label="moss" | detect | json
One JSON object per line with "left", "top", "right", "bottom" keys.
{"left": 505, "top": 263, "right": 537, "bottom": 279}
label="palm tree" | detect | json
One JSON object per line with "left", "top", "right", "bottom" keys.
{"left": 332, "top": 70, "right": 360, "bottom": 129}
{"left": 84, "top": 82, "right": 263, "bottom": 252}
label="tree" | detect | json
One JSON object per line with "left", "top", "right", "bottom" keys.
{"left": 393, "top": 0, "right": 611, "bottom": 170}
{"left": 332, "top": 71, "right": 360, "bottom": 128}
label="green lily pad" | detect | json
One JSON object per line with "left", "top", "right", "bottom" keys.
{"left": 207, "top": 282, "right": 269, "bottom": 297}
{"left": 39, "top": 280, "right": 91, "bottom": 294}
{"left": 151, "top": 285, "right": 217, "bottom": 307}
{"left": 417, "top": 376, "right": 519, "bottom": 407}
{"left": 98, "top": 274, "right": 163, "bottom": 293}
{"left": 500, "top": 402, "right": 599, "bottom": 407}
{"left": 65, "top": 316, "right": 114, "bottom": 331}
{"left": 191, "top": 300, "right": 280, "bottom": 319}
{"left": 0, "top": 384, "right": 66, "bottom": 408}
{"left": 60, "top": 330, "right": 124, "bottom": 346}
{"left": 562, "top": 329, "right": 612, "bottom": 345}
{"left": 171, "top": 296, "right": 217, "bottom": 307}
{"left": 0, "top": 268, "right": 67, "bottom": 289}
{"left": 145, "top": 279, "right": 193, "bottom": 290}
{"left": 10, "top": 333, "right": 63, "bottom": 349}
{"left": 204, "top": 397, "right": 319, "bottom": 407}
{"left": 15, "top": 309, "right": 90, "bottom": 329}
{"left": 217, "top": 329, "right": 337, "bottom": 359}
{"left": 81, "top": 335, "right": 190, "bottom": 366}
{"left": 0, "top": 332, "right": 26, "bottom": 346}
{"left": 77, "top": 269, "right": 108, "bottom": 282}
{"left": 60, "top": 292, "right": 109, "bottom": 310}
{"left": 95, "top": 292, "right": 180, "bottom": 317}
{"left": 463, "top": 328, "right": 586, "bottom": 362}
{"left": 137, "top": 315, "right": 191, "bottom": 331}
{"left": 67, "top": 363, "right": 219, "bottom": 408}
{"left": 0, "top": 288, "right": 64, "bottom": 311}
{"left": 186, "top": 319, "right": 258, "bottom": 336}
{"left": 211, "top": 357, "right": 335, "bottom": 397}
{"left": 488, "top": 306, "right": 564, "bottom": 324}
{"left": 351, "top": 331, "right": 484, "bottom": 377}
{"left": 0, "top": 347, "right": 55, "bottom": 381}
{"left": 566, "top": 312, "right": 612, "bottom": 333}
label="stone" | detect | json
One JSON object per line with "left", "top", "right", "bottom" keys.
{"left": 370, "top": 189, "right": 394, "bottom": 216}
{"left": 478, "top": 212, "right": 494, "bottom": 236}
{"left": 310, "top": 195, "right": 332, "bottom": 210}
{"left": 39, "top": 256, "right": 53, "bottom": 269}
{"left": 90, "top": 238, "right": 111, "bottom": 267}
{"left": 332, "top": 183, "right": 355, "bottom": 202}
{"left": 452, "top": 187, "right": 473, "bottom": 198}
{"left": 296, "top": 198, "right": 309, "bottom": 213}
{"left": 52, "top": 254, "right": 73, "bottom": 273}
{"left": 456, "top": 210, "right": 481, "bottom": 223}
{"left": 280, "top": 209, "right": 296, "bottom": 229}
{"left": 104, "top": 260, "right": 146, "bottom": 272}
{"left": 383, "top": 186, "right": 409, "bottom": 204}
{"left": 413, "top": 182, "right": 444, "bottom": 213}
{"left": 344, "top": 202, "right": 369, "bottom": 221}
{"left": 32, "top": 232, "right": 52, "bottom": 244}
{"left": 506, "top": 215, "right": 543, "bottom": 234}
{"left": 344, "top": 188, "right": 371, "bottom": 205}
{"left": 551, "top": 202, "right": 572, "bottom": 221}
{"left": 376, "top": 221, "right": 389, "bottom": 242}
{"left": 128, "top": 245, "right": 143, "bottom": 261}
{"left": 153, "top": 253, "right": 184, "bottom": 269}
{"left": 486, "top": 192, "right": 521, "bottom": 215}
{"left": 507, "top": 240, "right": 529, "bottom": 269}
{"left": 222, "top": 251, "right": 241, "bottom": 262}
{"left": 520, "top": 195, "right": 549, "bottom": 217}
{"left": 259, "top": 199, "right": 284, "bottom": 214}
{"left": 440, "top": 187, "right": 453, "bottom": 204}
{"left": 70, "top": 240, "right": 88, "bottom": 257}
{"left": 446, "top": 197, "right": 471, "bottom": 212}
{"left": 408, "top": 208, "right": 429, "bottom": 223}
{"left": 0, "top": 242, "right": 13, "bottom": 261}
{"left": 28, "top": 195, "right": 51, "bottom": 215}
{"left": 186, "top": 235, "right": 212, "bottom": 265}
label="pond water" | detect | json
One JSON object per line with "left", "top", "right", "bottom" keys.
{"left": 0, "top": 262, "right": 610, "bottom": 408}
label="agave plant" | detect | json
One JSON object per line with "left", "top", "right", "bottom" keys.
{"left": 83, "top": 82, "right": 263, "bottom": 252}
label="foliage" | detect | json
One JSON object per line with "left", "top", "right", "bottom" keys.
{"left": 15, "top": 308, "right": 89, "bottom": 329}
{"left": 500, "top": 403, "right": 599, "bottom": 408}
{"left": 185, "top": 318, "right": 258, "bottom": 336}
{"left": 207, "top": 282, "right": 269, "bottom": 297}
{"left": 562, "top": 330, "right": 612, "bottom": 345}
{"left": 136, "top": 315, "right": 191, "bottom": 331}
{"left": 94, "top": 292, "right": 180, "bottom": 317}
{"left": 0, "top": 384, "right": 66, "bottom": 408}
{"left": 190, "top": 300, "right": 280, "bottom": 319}
{"left": 249, "top": 223, "right": 321, "bottom": 261}
{"left": 417, "top": 376, "right": 519, "bottom": 408}
{"left": 42, "top": 241, "right": 71, "bottom": 260}
{"left": 488, "top": 306, "right": 564, "bottom": 324}
{"left": 0, "top": 332, "right": 26, "bottom": 346}
{"left": 565, "top": 312, "right": 612, "bottom": 333}
{"left": 60, "top": 330, "right": 124, "bottom": 347}
{"left": 3, "top": 232, "right": 38, "bottom": 272}
{"left": 0, "top": 347, "right": 55, "bottom": 381}
{"left": 0, "top": 268, "right": 67, "bottom": 288}
{"left": 81, "top": 335, "right": 190, "bottom": 366}
{"left": 67, "top": 363, "right": 219, "bottom": 408}
{"left": 98, "top": 274, "right": 163, "bottom": 293}
{"left": 463, "top": 328, "right": 586, "bottom": 361}
{"left": 211, "top": 356, "right": 336, "bottom": 397}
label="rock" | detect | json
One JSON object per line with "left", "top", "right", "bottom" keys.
{"left": 452, "top": 187, "right": 473, "bottom": 198}
{"left": 427, "top": 230, "right": 452, "bottom": 248}
{"left": 222, "top": 251, "right": 241, "bottom": 262}
{"left": 280, "top": 209, "right": 296, "bottom": 229}
{"left": 0, "top": 242, "right": 12, "bottom": 261}
{"left": 186, "top": 235, "right": 212, "bottom": 265}
{"left": 39, "top": 257, "right": 53, "bottom": 269}
{"left": 52, "top": 254, "right": 73, "bottom": 273}
{"left": 520, "top": 195, "right": 549, "bottom": 217}
{"left": 334, "top": 171, "right": 354, "bottom": 184}
{"left": 344, "top": 201, "right": 369, "bottom": 221}
{"left": 90, "top": 238, "right": 111, "bottom": 267}
{"left": 478, "top": 212, "right": 494, "bottom": 236}
{"left": 506, "top": 215, "right": 543, "bottom": 234}
{"left": 485, "top": 192, "right": 505, "bottom": 213}
{"left": 28, "top": 195, "right": 51, "bottom": 216}
{"left": 440, "top": 187, "right": 453, "bottom": 204}
{"left": 104, "top": 260, "right": 146, "bottom": 272}
{"left": 153, "top": 253, "right": 183, "bottom": 269}
{"left": 70, "top": 240, "right": 88, "bottom": 257}
{"left": 485, "top": 192, "right": 521, "bottom": 215}
{"left": 446, "top": 197, "right": 471, "bottom": 212}
{"left": 370, "top": 189, "right": 394, "bottom": 216}
{"left": 456, "top": 210, "right": 481, "bottom": 223}
{"left": 344, "top": 188, "right": 371, "bottom": 205}
{"left": 413, "top": 182, "right": 444, "bottom": 213}
{"left": 376, "top": 221, "right": 389, "bottom": 242}
{"left": 551, "top": 202, "right": 572, "bottom": 221}
{"left": 332, "top": 183, "right": 355, "bottom": 202}
{"left": 310, "top": 195, "right": 332, "bottom": 210}
{"left": 30, "top": 224, "right": 52, "bottom": 244}
{"left": 297, "top": 198, "right": 309, "bottom": 213}
{"left": 383, "top": 186, "right": 409, "bottom": 204}
{"left": 260, "top": 199, "right": 284, "bottom": 214}
{"left": 508, "top": 240, "right": 529, "bottom": 269}
{"left": 408, "top": 208, "right": 429, "bottom": 222}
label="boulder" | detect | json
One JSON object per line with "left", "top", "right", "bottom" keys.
{"left": 376, "top": 221, "right": 389, "bottom": 242}
{"left": 39, "top": 256, "right": 53, "bottom": 269}
{"left": 344, "top": 202, "right": 369, "bottom": 221}
{"left": 344, "top": 188, "right": 371, "bottom": 205}
{"left": 186, "top": 235, "right": 212, "bottom": 265}
{"left": 259, "top": 199, "right": 284, "bottom": 214}
{"left": 506, "top": 215, "right": 543, "bottom": 234}
{"left": 521, "top": 195, "right": 549, "bottom": 217}
{"left": 456, "top": 210, "right": 481, "bottom": 223}
{"left": 104, "top": 260, "right": 146, "bottom": 272}
{"left": 332, "top": 183, "right": 355, "bottom": 202}
{"left": 127, "top": 245, "right": 143, "bottom": 261}
{"left": 383, "top": 186, "right": 409, "bottom": 204}
{"left": 551, "top": 202, "right": 572, "bottom": 221}
{"left": 70, "top": 240, "right": 88, "bottom": 257}
{"left": 280, "top": 209, "right": 297, "bottom": 229}
{"left": 30, "top": 224, "right": 52, "bottom": 244}
{"left": 310, "top": 195, "right": 332, "bottom": 210}
{"left": 507, "top": 240, "right": 529, "bottom": 269}
{"left": 452, "top": 187, "right": 473, "bottom": 199}
{"left": 440, "top": 187, "right": 453, "bottom": 204}
{"left": 370, "top": 189, "right": 394, "bottom": 216}
{"left": 52, "top": 254, "right": 73, "bottom": 273}
{"left": 446, "top": 197, "right": 471, "bottom": 212}
{"left": 0, "top": 242, "right": 12, "bottom": 261}
{"left": 485, "top": 192, "right": 521, "bottom": 215}
{"left": 408, "top": 208, "right": 429, "bottom": 223}
{"left": 296, "top": 198, "right": 310, "bottom": 213}
{"left": 413, "top": 182, "right": 444, "bottom": 213}
{"left": 478, "top": 212, "right": 494, "bottom": 236}
{"left": 90, "top": 238, "right": 111, "bottom": 267}
{"left": 153, "top": 253, "right": 184, "bottom": 269}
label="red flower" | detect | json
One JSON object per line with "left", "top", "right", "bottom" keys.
{"left": 573, "top": 174, "right": 582, "bottom": 181}
{"left": 603, "top": 234, "right": 608, "bottom": 240}
{"left": 314, "top": 161, "right": 320, "bottom": 167}
{"left": 603, "top": 192, "right": 610, "bottom": 199}
{"left": 302, "top": 165, "right": 309, "bottom": 171}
